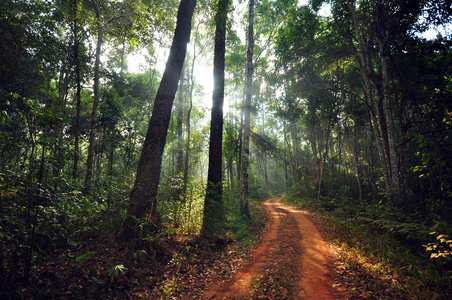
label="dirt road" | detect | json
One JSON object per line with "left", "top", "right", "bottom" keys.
{"left": 202, "top": 197, "right": 337, "bottom": 299}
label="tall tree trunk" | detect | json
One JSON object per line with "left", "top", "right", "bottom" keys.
{"left": 283, "top": 120, "right": 294, "bottom": 188}
{"left": 377, "top": 1, "right": 400, "bottom": 205}
{"left": 261, "top": 100, "right": 269, "bottom": 195}
{"left": 118, "top": 0, "right": 196, "bottom": 242}
{"left": 183, "top": 59, "right": 194, "bottom": 202}
{"left": 108, "top": 143, "right": 114, "bottom": 176}
{"left": 317, "top": 123, "right": 331, "bottom": 199}
{"left": 237, "top": 101, "right": 243, "bottom": 184}
{"left": 275, "top": 158, "right": 279, "bottom": 193}
{"left": 84, "top": 1, "right": 103, "bottom": 193}
{"left": 72, "top": 0, "right": 81, "bottom": 180}
{"left": 353, "top": 126, "right": 362, "bottom": 203}
{"left": 24, "top": 113, "right": 37, "bottom": 281}
{"left": 182, "top": 18, "right": 207, "bottom": 201}
{"left": 176, "top": 62, "right": 185, "bottom": 177}
{"left": 202, "top": 0, "right": 229, "bottom": 237}
{"left": 291, "top": 122, "right": 302, "bottom": 192}
{"left": 173, "top": 61, "right": 185, "bottom": 208}
{"left": 240, "top": 0, "right": 254, "bottom": 219}
{"left": 148, "top": 49, "right": 158, "bottom": 117}
{"left": 120, "top": 38, "right": 126, "bottom": 74}
{"left": 348, "top": 2, "right": 393, "bottom": 202}
{"left": 54, "top": 57, "right": 69, "bottom": 189}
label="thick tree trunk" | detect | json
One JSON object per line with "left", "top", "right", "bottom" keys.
{"left": 202, "top": 0, "right": 229, "bottom": 237}
{"left": 240, "top": 0, "right": 254, "bottom": 219}
{"left": 118, "top": 0, "right": 196, "bottom": 242}
{"left": 84, "top": 2, "right": 103, "bottom": 193}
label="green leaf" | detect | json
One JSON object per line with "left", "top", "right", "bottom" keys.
{"left": 419, "top": 142, "right": 429, "bottom": 148}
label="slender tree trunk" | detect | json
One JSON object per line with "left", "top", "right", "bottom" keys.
{"left": 120, "top": 38, "right": 126, "bottom": 74}
{"left": 348, "top": 2, "right": 393, "bottom": 202}
{"left": 353, "top": 126, "right": 362, "bottom": 203}
{"left": 54, "top": 55, "right": 69, "bottom": 188}
{"left": 283, "top": 121, "right": 294, "bottom": 188}
{"left": 202, "top": 0, "right": 229, "bottom": 237}
{"left": 275, "top": 158, "right": 279, "bottom": 193}
{"left": 240, "top": 0, "right": 254, "bottom": 219}
{"left": 176, "top": 62, "right": 185, "bottom": 177}
{"left": 377, "top": 1, "right": 400, "bottom": 205}
{"left": 148, "top": 50, "right": 158, "bottom": 117}
{"left": 368, "top": 125, "right": 378, "bottom": 202}
{"left": 291, "top": 122, "right": 301, "bottom": 192}
{"left": 228, "top": 156, "right": 234, "bottom": 193}
{"left": 173, "top": 61, "right": 185, "bottom": 208}
{"left": 182, "top": 19, "right": 208, "bottom": 201}
{"left": 261, "top": 100, "right": 269, "bottom": 195}
{"left": 72, "top": 0, "right": 81, "bottom": 180}
{"left": 317, "top": 124, "right": 331, "bottom": 199}
{"left": 23, "top": 113, "right": 37, "bottom": 282}
{"left": 237, "top": 101, "right": 243, "bottom": 184}
{"left": 182, "top": 61, "right": 194, "bottom": 202}
{"left": 381, "top": 49, "right": 400, "bottom": 203}
{"left": 118, "top": 0, "right": 196, "bottom": 242}
{"left": 84, "top": 2, "right": 103, "bottom": 193}
{"left": 108, "top": 143, "right": 114, "bottom": 176}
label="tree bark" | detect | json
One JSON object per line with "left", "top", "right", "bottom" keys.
{"left": 240, "top": 0, "right": 254, "bottom": 219}
{"left": 202, "top": 0, "right": 229, "bottom": 237}
{"left": 348, "top": 2, "right": 393, "bottom": 202}
{"left": 118, "top": 0, "right": 196, "bottom": 242}
{"left": 84, "top": 0, "right": 103, "bottom": 193}
{"left": 176, "top": 62, "right": 185, "bottom": 178}
{"left": 377, "top": 1, "right": 400, "bottom": 204}
{"left": 183, "top": 55, "right": 195, "bottom": 202}
{"left": 353, "top": 126, "right": 362, "bottom": 203}
{"left": 72, "top": 0, "right": 81, "bottom": 180}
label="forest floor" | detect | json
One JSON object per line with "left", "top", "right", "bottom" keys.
{"left": 199, "top": 197, "right": 344, "bottom": 300}
{"left": 8, "top": 196, "right": 431, "bottom": 299}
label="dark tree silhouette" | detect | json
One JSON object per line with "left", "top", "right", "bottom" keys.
{"left": 202, "top": 0, "right": 230, "bottom": 237}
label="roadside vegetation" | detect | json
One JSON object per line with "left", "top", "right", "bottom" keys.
{"left": 0, "top": 184, "right": 267, "bottom": 299}
{"left": 284, "top": 191, "right": 452, "bottom": 299}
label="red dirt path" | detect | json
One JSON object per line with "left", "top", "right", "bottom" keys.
{"left": 201, "top": 197, "right": 339, "bottom": 299}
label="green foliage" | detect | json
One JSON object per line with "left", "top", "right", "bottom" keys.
{"left": 158, "top": 177, "right": 206, "bottom": 235}
{"left": 283, "top": 194, "right": 452, "bottom": 297}
{"left": 105, "top": 264, "right": 128, "bottom": 284}
{"left": 424, "top": 232, "right": 452, "bottom": 260}
{"left": 73, "top": 251, "right": 96, "bottom": 262}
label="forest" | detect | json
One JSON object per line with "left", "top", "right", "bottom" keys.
{"left": 1, "top": 0, "right": 451, "bottom": 299}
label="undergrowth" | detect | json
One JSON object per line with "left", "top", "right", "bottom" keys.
{"left": 0, "top": 166, "right": 267, "bottom": 300}
{"left": 283, "top": 194, "right": 452, "bottom": 299}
